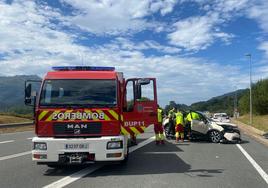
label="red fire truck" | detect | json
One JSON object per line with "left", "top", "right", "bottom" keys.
{"left": 24, "top": 66, "right": 158, "bottom": 166}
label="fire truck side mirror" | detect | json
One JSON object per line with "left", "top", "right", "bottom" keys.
{"left": 137, "top": 78, "right": 150, "bottom": 85}
{"left": 25, "top": 82, "right": 32, "bottom": 105}
{"left": 135, "top": 78, "right": 150, "bottom": 100}
{"left": 135, "top": 84, "right": 142, "bottom": 99}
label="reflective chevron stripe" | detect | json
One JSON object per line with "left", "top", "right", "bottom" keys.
{"left": 108, "top": 110, "right": 119, "bottom": 120}
{"left": 38, "top": 110, "right": 48, "bottom": 121}
{"left": 121, "top": 126, "right": 146, "bottom": 135}
{"left": 38, "top": 110, "right": 148, "bottom": 136}
{"left": 120, "top": 126, "right": 129, "bottom": 135}
{"left": 130, "top": 127, "right": 140, "bottom": 135}
{"left": 96, "top": 110, "right": 110, "bottom": 120}
{"left": 38, "top": 109, "right": 119, "bottom": 121}
{"left": 46, "top": 110, "right": 61, "bottom": 121}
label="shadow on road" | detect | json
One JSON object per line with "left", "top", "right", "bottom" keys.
{"left": 42, "top": 138, "right": 149, "bottom": 176}
{"left": 87, "top": 141, "right": 223, "bottom": 178}
{"left": 43, "top": 166, "right": 85, "bottom": 176}
{"left": 187, "top": 139, "right": 250, "bottom": 145}
{"left": 43, "top": 139, "right": 223, "bottom": 178}
{"left": 237, "top": 140, "right": 250, "bottom": 144}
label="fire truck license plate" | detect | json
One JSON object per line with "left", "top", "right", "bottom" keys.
{"left": 65, "top": 143, "right": 89, "bottom": 150}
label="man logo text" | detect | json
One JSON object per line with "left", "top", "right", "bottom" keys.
{"left": 67, "top": 124, "right": 88, "bottom": 129}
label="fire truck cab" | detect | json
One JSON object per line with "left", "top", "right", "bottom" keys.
{"left": 25, "top": 66, "right": 158, "bottom": 166}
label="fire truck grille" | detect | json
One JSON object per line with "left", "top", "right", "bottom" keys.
{"left": 53, "top": 122, "right": 102, "bottom": 135}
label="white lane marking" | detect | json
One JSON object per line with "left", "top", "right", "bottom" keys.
{"left": 0, "top": 140, "right": 14, "bottom": 144}
{"left": 0, "top": 151, "right": 31, "bottom": 161}
{"left": 43, "top": 136, "right": 155, "bottom": 188}
{"left": 129, "top": 136, "right": 154, "bottom": 153}
{"left": 27, "top": 137, "right": 33, "bottom": 140}
{"left": 236, "top": 144, "right": 268, "bottom": 184}
{"left": 43, "top": 165, "right": 103, "bottom": 188}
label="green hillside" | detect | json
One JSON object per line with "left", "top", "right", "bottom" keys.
{"left": 189, "top": 78, "right": 268, "bottom": 116}
{"left": 163, "top": 78, "right": 268, "bottom": 117}
{"left": 0, "top": 75, "right": 41, "bottom": 114}
{"left": 190, "top": 89, "right": 246, "bottom": 116}
{"left": 239, "top": 79, "right": 268, "bottom": 115}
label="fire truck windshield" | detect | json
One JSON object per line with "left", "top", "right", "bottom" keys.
{"left": 39, "top": 79, "right": 117, "bottom": 108}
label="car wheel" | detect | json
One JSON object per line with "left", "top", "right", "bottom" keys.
{"left": 209, "top": 130, "right": 222, "bottom": 143}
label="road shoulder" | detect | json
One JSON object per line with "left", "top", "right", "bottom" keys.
{"left": 232, "top": 119, "right": 268, "bottom": 147}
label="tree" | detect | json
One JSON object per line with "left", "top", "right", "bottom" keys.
{"left": 252, "top": 79, "right": 268, "bottom": 115}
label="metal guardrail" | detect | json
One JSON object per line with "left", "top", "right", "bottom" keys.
{"left": 0, "top": 122, "right": 34, "bottom": 129}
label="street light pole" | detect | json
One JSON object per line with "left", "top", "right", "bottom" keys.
{"left": 245, "top": 54, "right": 252, "bottom": 125}
{"left": 234, "top": 87, "right": 237, "bottom": 118}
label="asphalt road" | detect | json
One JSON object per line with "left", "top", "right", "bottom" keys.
{"left": 0, "top": 129, "right": 267, "bottom": 188}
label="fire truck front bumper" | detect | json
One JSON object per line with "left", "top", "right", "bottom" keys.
{"left": 32, "top": 136, "right": 128, "bottom": 164}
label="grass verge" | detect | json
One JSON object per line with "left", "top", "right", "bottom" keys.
{"left": 0, "top": 125, "right": 34, "bottom": 134}
{"left": 0, "top": 114, "right": 32, "bottom": 124}
{"left": 237, "top": 114, "right": 268, "bottom": 132}
{"left": 0, "top": 114, "right": 33, "bottom": 133}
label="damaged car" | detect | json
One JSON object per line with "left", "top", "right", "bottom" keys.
{"left": 191, "top": 112, "right": 241, "bottom": 143}
{"left": 163, "top": 111, "right": 241, "bottom": 143}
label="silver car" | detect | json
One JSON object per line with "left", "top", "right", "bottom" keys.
{"left": 191, "top": 112, "right": 241, "bottom": 143}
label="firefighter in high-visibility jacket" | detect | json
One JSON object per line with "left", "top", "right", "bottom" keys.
{"left": 175, "top": 109, "right": 184, "bottom": 142}
{"left": 185, "top": 111, "right": 200, "bottom": 139}
{"left": 186, "top": 111, "right": 200, "bottom": 122}
{"left": 155, "top": 105, "right": 165, "bottom": 145}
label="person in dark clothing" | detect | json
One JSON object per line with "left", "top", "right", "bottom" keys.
{"left": 167, "top": 107, "right": 176, "bottom": 139}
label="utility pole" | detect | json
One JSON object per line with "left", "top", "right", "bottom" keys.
{"left": 234, "top": 88, "right": 237, "bottom": 118}
{"left": 245, "top": 54, "right": 252, "bottom": 125}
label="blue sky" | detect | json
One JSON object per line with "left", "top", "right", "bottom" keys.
{"left": 0, "top": 0, "right": 268, "bottom": 106}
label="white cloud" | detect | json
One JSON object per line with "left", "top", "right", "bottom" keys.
{"left": 150, "top": 0, "right": 178, "bottom": 15}
{"left": 1, "top": 41, "right": 248, "bottom": 106}
{"left": 246, "top": 0, "right": 268, "bottom": 73}
{"left": 258, "top": 41, "right": 268, "bottom": 58}
{"left": 167, "top": 15, "right": 233, "bottom": 51}
{"left": 61, "top": 0, "right": 178, "bottom": 35}
{"left": 167, "top": 0, "right": 250, "bottom": 51}
{"left": 242, "top": 0, "right": 268, "bottom": 86}
{"left": 0, "top": 1, "right": 72, "bottom": 54}
{"left": 84, "top": 49, "right": 246, "bottom": 105}
{"left": 0, "top": 0, "right": 91, "bottom": 75}
{"left": 104, "top": 37, "right": 181, "bottom": 54}
{"left": 213, "top": 0, "right": 249, "bottom": 14}
{"left": 0, "top": 0, "right": 261, "bottom": 106}
{"left": 192, "top": 0, "right": 249, "bottom": 14}
{"left": 247, "top": 0, "right": 268, "bottom": 32}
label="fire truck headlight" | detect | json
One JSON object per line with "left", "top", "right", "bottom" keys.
{"left": 107, "top": 141, "right": 123, "bottom": 149}
{"left": 33, "top": 142, "right": 47, "bottom": 150}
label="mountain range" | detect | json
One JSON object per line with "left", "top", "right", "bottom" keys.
{"left": 0, "top": 75, "right": 41, "bottom": 113}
